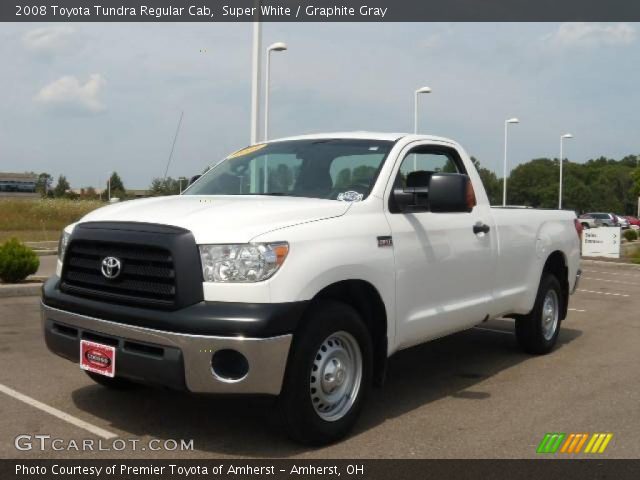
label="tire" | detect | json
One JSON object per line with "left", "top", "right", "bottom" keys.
{"left": 278, "top": 300, "right": 373, "bottom": 445}
{"left": 515, "top": 274, "right": 563, "bottom": 355}
{"left": 581, "top": 222, "right": 590, "bottom": 229}
{"left": 85, "top": 371, "right": 135, "bottom": 390}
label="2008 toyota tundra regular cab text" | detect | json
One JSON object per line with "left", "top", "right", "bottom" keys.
{"left": 42, "top": 132, "right": 581, "bottom": 444}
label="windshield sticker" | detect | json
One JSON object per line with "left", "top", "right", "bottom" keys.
{"left": 226, "top": 143, "right": 267, "bottom": 159}
{"left": 368, "top": 146, "right": 380, "bottom": 151}
{"left": 337, "top": 191, "right": 364, "bottom": 202}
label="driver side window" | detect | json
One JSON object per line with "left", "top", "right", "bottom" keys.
{"left": 395, "top": 148, "right": 461, "bottom": 188}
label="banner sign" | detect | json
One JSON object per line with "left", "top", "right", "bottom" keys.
{"left": 3, "top": 0, "right": 640, "bottom": 22}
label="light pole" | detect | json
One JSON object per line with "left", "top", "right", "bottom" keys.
{"left": 107, "top": 172, "right": 112, "bottom": 202}
{"left": 250, "top": 14, "right": 262, "bottom": 145}
{"left": 413, "top": 86, "right": 432, "bottom": 134}
{"left": 559, "top": 133, "right": 574, "bottom": 209}
{"left": 264, "top": 42, "right": 287, "bottom": 141}
{"left": 502, "top": 118, "right": 520, "bottom": 207}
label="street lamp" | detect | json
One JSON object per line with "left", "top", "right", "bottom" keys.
{"left": 559, "top": 133, "right": 574, "bottom": 209}
{"left": 413, "top": 86, "right": 432, "bottom": 134}
{"left": 107, "top": 171, "right": 112, "bottom": 202}
{"left": 264, "top": 41, "right": 288, "bottom": 141}
{"left": 502, "top": 118, "right": 520, "bottom": 207}
{"left": 250, "top": 13, "right": 262, "bottom": 145}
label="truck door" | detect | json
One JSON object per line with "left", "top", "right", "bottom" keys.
{"left": 384, "top": 142, "right": 497, "bottom": 350}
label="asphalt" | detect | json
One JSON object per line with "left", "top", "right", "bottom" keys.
{"left": 1, "top": 259, "right": 638, "bottom": 459}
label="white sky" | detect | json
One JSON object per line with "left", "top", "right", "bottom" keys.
{"left": 0, "top": 22, "right": 638, "bottom": 188}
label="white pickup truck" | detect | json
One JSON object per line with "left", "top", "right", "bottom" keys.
{"left": 43, "top": 132, "right": 581, "bottom": 444}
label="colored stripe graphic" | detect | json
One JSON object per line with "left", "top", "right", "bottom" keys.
{"left": 585, "top": 433, "right": 613, "bottom": 454}
{"left": 538, "top": 433, "right": 613, "bottom": 454}
{"left": 560, "top": 433, "right": 588, "bottom": 453}
{"left": 537, "top": 433, "right": 566, "bottom": 453}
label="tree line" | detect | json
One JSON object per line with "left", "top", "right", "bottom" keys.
{"left": 29, "top": 153, "right": 640, "bottom": 215}
{"left": 474, "top": 155, "right": 639, "bottom": 214}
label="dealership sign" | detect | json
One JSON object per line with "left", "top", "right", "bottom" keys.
{"left": 582, "top": 227, "right": 621, "bottom": 258}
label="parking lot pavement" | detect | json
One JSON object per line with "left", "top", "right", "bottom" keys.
{"left": 1, "top": 260, "right": 639, "bottom": 459}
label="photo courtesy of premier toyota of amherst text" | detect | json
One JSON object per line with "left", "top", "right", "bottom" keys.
{"left": 0, "top": 1, "right": 640, "bottom": 479}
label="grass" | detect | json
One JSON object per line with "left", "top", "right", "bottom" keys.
{"left": 0, "top": 198, "right": 103, "bottom": 243}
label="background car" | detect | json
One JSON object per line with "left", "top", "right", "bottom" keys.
{"left": 625, "top": 216, "right": 640, "bottom": 230}
{"left": 583, "top": 212, "right": 618, "bottom": 227}
{"left": 615, "top": 215, "right": 630, "bottom": 229}
{"left": 578, "top": 213, "right": 598, "bottom": 229}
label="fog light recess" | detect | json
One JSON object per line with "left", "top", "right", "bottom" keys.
{"left": 211, "top": 349, "right": 249, "bottom": 382}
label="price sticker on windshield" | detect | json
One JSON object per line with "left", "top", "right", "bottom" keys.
{"left": 226, "top": 144, "right": 267, "bottom": 159}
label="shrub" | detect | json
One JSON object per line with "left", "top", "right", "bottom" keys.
{"left": 0, "top": 238, "right": 40, "bottom": 283}
{"left": 623, "top": 229, "right": 638, "bottom": 242}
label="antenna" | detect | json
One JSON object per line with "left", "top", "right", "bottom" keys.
{"left": 163, "top": 111, "right": 184, "bottom": 179}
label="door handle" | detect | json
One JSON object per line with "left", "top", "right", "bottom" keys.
{"left": 473, "top": 223, "right": 490, "bottom": 235}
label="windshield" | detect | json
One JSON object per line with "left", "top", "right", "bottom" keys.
{"left": 184, "top": 139, "right": 394, "bottom": 200}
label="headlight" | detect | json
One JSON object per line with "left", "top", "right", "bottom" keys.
{"left": 199, "top": 242, "right": 289, "bottom": 283}
{"left": 58, "top": 230, "right": 71, "bottom": 262}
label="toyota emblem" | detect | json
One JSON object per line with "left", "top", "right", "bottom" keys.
{"left": 101, "top": 257, "right": 122, "bottom": 279}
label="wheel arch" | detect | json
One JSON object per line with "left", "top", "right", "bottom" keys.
{"left": 307, "top": 279, "right": 388, "bottom": 387}
{"left": 542, "top": 250, "right": 569, "bottom": 320}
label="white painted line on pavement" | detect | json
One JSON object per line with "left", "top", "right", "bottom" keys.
{"left": 583, "top": 277, "right": 640, "bottom": 286}
{"left": 568, "top": 308, "right": 586, "bottom": 312}
{"left": 473, "top": 327, "right": 513, "bottom": 335}
{"left": 0, "top": 383, "right": 117, "bottom": 439}
{"left": 583, "top": 270, "right": 640, "bottom": 278}
{"left": 581, "top": 259, "right": 640, "bottom": 269}
{"left": 577, "top": 289, "right": 629, "bottom": 297}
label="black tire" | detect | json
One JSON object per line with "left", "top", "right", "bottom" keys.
{"left": 581, "top": 222, "right": 590, "bottom": 229}
{"left": 278, "top": 300, "right": 373, "bottom": 445}
{"left": 515, "top": 273, "right": 563, "bottom": 354}
{"left": 85, "top": 371, "right": 135, "bottom": 390}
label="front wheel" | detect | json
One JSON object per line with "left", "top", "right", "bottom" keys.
{"left": 278, "top": 301, "right": 372, "bottom": 445}
{"left": 515, "top": 274, "right": 563, "bottom": 354}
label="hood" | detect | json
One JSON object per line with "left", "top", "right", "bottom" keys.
{"left": 77, "top": 195, "right": 351, "bottom": 244}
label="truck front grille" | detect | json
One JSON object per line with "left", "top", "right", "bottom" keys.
{"left": 60, "top": 240, "right": 176, "bottom": 308}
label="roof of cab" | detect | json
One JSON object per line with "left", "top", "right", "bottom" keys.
{"left": 267, "top": 131, "right": 456, "bottom": 144}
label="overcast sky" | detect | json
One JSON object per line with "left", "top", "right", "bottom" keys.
{"left": 0, "top": 22, "right": 638, "bottom": 188}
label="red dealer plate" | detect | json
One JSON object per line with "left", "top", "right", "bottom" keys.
{"left": 80, "top": 340, "right": 116, "bottom": 378}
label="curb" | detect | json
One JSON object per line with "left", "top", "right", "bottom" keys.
{"left": 35, "top": 250, "right": 57, "bottom": 257}
{"left": 0, "top": 282, "right": 43, "bottom": 298}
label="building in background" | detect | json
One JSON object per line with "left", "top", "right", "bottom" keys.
{"left": 0, "top": 172, "right": 38, "bottom": 196}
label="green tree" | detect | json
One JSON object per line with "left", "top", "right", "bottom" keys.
{"left": 149, "top": 177, "right": 181, "bottom": 196}
{"left": 35, "top": 172, "right": 53, "bottom": 197}
{"left": 108, "top": 172, "right": 125, "bottom": 198}
{"left": 471, "top": 157, "right": 501, "bottom": 205}
{"left": 53, "top": 175, "right": 70, "bottom": 198}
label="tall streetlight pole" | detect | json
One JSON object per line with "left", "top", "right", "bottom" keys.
{"left": 559, "top": 133, "right": 574, "bottom": 209}
{"left": 250, "top": 17, "right": 262, "bottom": 145}
{"left": 264, "top": 42, "right": 288, "bottom": 141}
{"left": 413, "top": 86, "right": 432, "bottom": 170}
{"left": 502, "top": 118, "right": 520, "bottom": 207}
{"left": 413, "top": 86, "right": 432, "bottom": 134}
{"left": 107, "top": 171, "right": 112, "bottom": 202}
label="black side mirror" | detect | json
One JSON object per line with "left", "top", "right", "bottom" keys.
{"left": 429, "top": 173, "right": 473, "bottom": 213}
{"left": 189, "top": 175, "right": 202, "bottom": 186}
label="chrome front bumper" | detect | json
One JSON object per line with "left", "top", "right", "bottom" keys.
{"left": 41, "top": 302, "right": 292, "bottom": 395}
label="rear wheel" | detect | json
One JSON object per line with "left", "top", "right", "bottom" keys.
{"left": 515, "top": 274, "right": 563, "bottom": 354}
{"left": 85, "top": 371, "right": 135, "bottom": 390}
{"left": 581, "top": 222, "right": 590, "bottom": 229}
{"left": 278, "top": 301, "right": 372, "bottom": 445}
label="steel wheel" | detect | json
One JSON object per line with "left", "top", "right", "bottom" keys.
{"left": 541, "top": 290, "right": 559, "bottom": 341}
{"left": 310, "top": 331, "right": 363, "bottom": 422}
